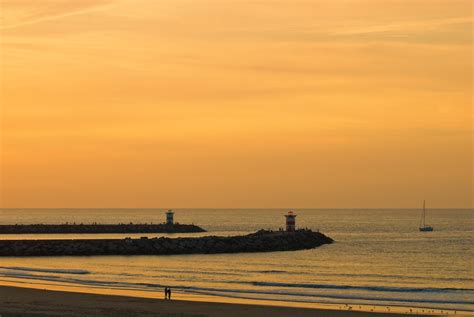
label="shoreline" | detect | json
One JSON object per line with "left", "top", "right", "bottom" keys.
{"left": 0, "top": 285, "right": 426, "bottom": 317}
{"left": 0, "top": 283, "right": 466, "bottom": 316}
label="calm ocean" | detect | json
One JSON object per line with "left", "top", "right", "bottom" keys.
{"left": 0, "top": 208, "right": 472, "bottom": 312}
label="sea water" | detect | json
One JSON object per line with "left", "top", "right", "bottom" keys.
{"left": 0, "top": 208, "right": 472, "bottom": 312}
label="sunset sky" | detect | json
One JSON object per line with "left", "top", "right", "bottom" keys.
{"left": 0, "top": 0, "right": 472, "bottom": 208}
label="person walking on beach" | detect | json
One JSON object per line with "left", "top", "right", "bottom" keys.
{"left": 168, "top": 288, "right": 172, "bottom": 300}
{"left": 164, "top": 287, "right": 169, "bottom": 299}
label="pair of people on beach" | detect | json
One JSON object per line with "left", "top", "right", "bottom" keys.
{"left": 164, "top": 287, "right": 172, "bottom": 300}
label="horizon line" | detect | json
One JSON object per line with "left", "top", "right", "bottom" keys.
{"left": 1, "top": 207, "right": 472, "bottom": 210}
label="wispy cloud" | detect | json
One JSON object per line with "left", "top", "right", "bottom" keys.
{"left": 0, "top": 1, "right": 118, "bottom": 30}
{"left": 331, "top": 17, "right": 473, "bottom": 36}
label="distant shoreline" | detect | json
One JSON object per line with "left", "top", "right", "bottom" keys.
{"left": 0, "top": 285, "right": 444, "bottom": 317}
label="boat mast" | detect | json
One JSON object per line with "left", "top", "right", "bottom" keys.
{"left": 422, "top": 200, "right": 426, "bottom": 227}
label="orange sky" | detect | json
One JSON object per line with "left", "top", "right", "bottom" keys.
{"left": 0, "top": 0, "right": 472, "bottom": 208}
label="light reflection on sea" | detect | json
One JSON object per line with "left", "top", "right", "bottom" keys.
{"left": 0, "top": 208, "right": 472, "bottom": 313}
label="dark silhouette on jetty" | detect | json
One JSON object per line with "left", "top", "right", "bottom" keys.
{"left": 0, "top": 229, "right": 333, "bottom": 257}
{"left": 0, "top": 223, "right": 206, "bottom": 234}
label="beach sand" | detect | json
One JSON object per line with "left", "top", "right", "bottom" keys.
{"left": 0, "top": 285, "right": 444, "bottom": 317}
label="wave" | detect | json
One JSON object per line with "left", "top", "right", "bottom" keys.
{"left": 146, "top": 268, "right": 241, "bottom": 277}
{"left": 237, "top": 270, "right": 474, "bottom": 283}
{"left": 176, "top": 286, "right": 474, "bottom": 306}
{"left": 186, "top": 288, "right": 474, "bottom": 308}
{"left": 0, "top": 272, "right": 137, "bottom": 290}
{"left": 145, "top": 266, "right": 474, "bottom": 283}
{"left": 1, "top": 267, "right": 471, "bottom": 296}
{"left": 1, "top": 271, "right": 473, "bottom": 308}
{"left": 250, "top": 281, "right": 474, "bottom": 294}
{"left": 300, "top": 272, "right": 474, "bottom": 283}
{"left": 0, "top": 266, "right": 90, "bottom": 275}
{"left": 112, "top": 266, "right": 474, "bottom": 284}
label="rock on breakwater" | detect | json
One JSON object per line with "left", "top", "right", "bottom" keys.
{"left": 0, "top": 223, "right": 206, "bottom": 234}
{"left": 0, "top": 230, "right": 333, "bottom": 257}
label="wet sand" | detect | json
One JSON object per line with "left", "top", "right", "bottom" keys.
{"left": 0, "top": 285, "right": 440, "bottom": 317}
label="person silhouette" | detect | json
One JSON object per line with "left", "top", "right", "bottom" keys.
{"left": 164, "top": 287, "right": 168, "bottom": 299}
{"left": 168, "top": 288, "right": 172, "bottom": 300}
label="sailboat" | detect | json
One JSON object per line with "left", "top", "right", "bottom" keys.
{"left": 419, "top": 200, "right": 433, "bottom": 232}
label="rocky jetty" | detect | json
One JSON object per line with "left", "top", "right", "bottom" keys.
{"left": 0, "top": 230, "right": 333, "bottom": 257}
{"left": 0, "top": 223, "right": 206, "bottom": 234}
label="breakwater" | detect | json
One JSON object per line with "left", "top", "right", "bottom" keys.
{"left": 0, "top": 223, "right": 206, "bottom": 234}
{"left": 0, "top": 230, "right": 333, "bottom": 257}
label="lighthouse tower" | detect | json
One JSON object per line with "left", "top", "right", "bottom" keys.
{"left": 285, "top": 211, "right": 297, "bottom": 232}
{"left": 166, "top": 210, "right": 174, "bottom": 225}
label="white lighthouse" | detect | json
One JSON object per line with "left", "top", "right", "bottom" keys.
{"left": 166, "top": 210, "right": 174, "bottom": 225}
{"left": 285, "top": 211, "right": 297, "bottom": 232}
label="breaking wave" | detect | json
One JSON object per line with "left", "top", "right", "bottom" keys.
{"left": 250, "top": 282, "right": 473, "bottom": 294}
{"left": 0, "top": 266, "right": 90, "bottom": 275}
{"left": 0, "top": 270, "right": 473, "bottom": 309}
